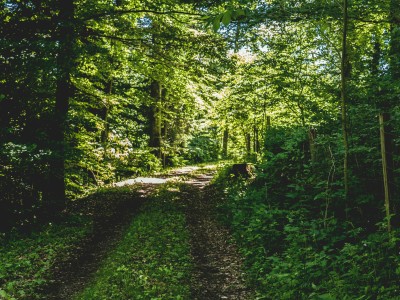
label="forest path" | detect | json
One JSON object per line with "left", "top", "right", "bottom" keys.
{"left": 43, "top": 184, "right": 147, "bottom": 299}
{"left": 42, "top": 165, "right": 252, "bottom": 299}
{"left": 181, "top": 170, "right": 253, "bottom": 299}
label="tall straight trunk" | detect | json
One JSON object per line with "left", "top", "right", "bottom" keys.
{"left": 160, "top": 88, "right": 167, "bottom": 167}
{"left": 43, "top": 0, "right": 74, "bottom": 216}
{"left": 379, "top": 113, "right": 392, "bottom": 231}
{"left": 148, "top": 21, "right": 163, "bottom": 161}
{"left": 221, "top": 20, "right": 240, "bottom": 159}
{"left": 101, "top": 80, "right": 113, "bottom": 147}
{"left": 309, "top": 128, "right": 317, "bottom": 163}
{"left": 386, "top": 0, "right": 400, "bottom": 225}
{"left": 341, "top": 0, "right": 350, "bottom": 204}
{"left": 371, "top": 38, "right": 395, "bottom": 229}
{"left": 149, "top": 80, "right": 162, "bottom": 159}
{"left": 222, "top": 129, "right": 229, "bottom": 158}
{"left": 253, "top": 125, "right": 259, "bottom": 153}
{"left": 246, "top": 132, "right": 251, "bottom": 154}
{"left": 101, "top": 2, "right": 119, "bottom": 157}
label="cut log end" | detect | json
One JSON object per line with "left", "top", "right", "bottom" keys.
{"left": 230, "top": 163, "right": 255, "bottom": 178}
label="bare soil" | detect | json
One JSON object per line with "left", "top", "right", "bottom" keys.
{"left": 181, "top": 171, "right": 253, "bottom": 300}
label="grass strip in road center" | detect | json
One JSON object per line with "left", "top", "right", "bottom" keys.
{"left": 75, "top": 182, "right": 192, "bottom": 300}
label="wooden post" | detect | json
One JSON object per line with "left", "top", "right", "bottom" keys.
{"left": 379, "top": 113, "right": 391, "bottom": 232}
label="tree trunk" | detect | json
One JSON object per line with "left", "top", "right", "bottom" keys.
{"left": 42, "top": 0, "right": 75, "bottom": 217}
{"left": 379, "top": 113, "right": 392, "bottom": 231}
{"left": 341, "top": 0, "right": 350, "bottom": 207}
{"left": 149, "top": 80, "right": 162, "bottom": 159}
{"left": 254, "top": 125, "right": 260, "bottom": 153}
{"left": 246, "top": 132, "right": 251, "bottom": 154}
{"left": 222, "top": 129, "right": 229, "bottom": 158}
{"left": 308, "top": 128, "right": 317, "bottom": 163}
{"left": 101, "top": 80, "right": 113, "bottom": 152}
{"left": 389, "top": 0, "right": 400, "bottom": 222}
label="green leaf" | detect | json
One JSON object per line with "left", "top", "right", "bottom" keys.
{"left": 236, "top": 9, "right": 245, "bottom": 17}
{"left": 311, "top": 283, "right": 318, "bottom": 290}
{"left": 222, "top": 11, "right": 232, "bottom": 26}
{"left": 212, "top": 14, "right": 223, "bottom": 31}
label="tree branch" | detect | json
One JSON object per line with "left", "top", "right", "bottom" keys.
{"left": 84, "top": 9, "right": 204, "bottom": 22}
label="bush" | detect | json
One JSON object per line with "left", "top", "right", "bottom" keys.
{"left": 185, "top": 132, "right": 220, "bottom": 163}
{"left": 213, "top": 125, "right": 400, "bottom": 299}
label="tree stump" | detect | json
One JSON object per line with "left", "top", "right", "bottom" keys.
{"left": 231, "top": 163, "right": 255, "bottom": 178}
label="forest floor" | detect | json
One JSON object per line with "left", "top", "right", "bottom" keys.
{"left": 183, "top": 171, "right": 253, "bottom": 299}
{"left": 40, "top": 165, "right": 253, "bottom": 299}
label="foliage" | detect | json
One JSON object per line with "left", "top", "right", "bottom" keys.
{"left": 1, "top": 0, "right": 228, "bottom": 226}
{"left": 214, "top": 121, "right": 400, "bottom": 299}
{"left": 185, "top": 129, "right": 220, "bottom": 163}
{"left": 2, "top": 0, "right": 400, "bottom": 298}
{"left": 0, "top": 143, "right": 49, "bottom": 231}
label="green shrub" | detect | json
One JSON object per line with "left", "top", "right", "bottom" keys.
{"left": 214, "top": 130, "right": 400, "bottom": 300}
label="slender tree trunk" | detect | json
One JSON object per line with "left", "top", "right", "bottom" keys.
{"left": 389, "top": 0, "right": 400, "bottom": 223}
{"left": 371, "top": 37, "right": 395, "bottom": 229}
{"left": 149, "top": 80, "right": 162, "bottom": 159}
{"left": 222, "top": 129, "right": 229, "bottom": 158}
{"left": 101, "top": 80, "right": 113, "bottom": 150}
{"left": 43, "top": 0, "right": 75, "bottom": 217}
{"left": 309, "top": 128, "right": 317, "bottom": 163}
{"left": 160, "top": 88, "right": 168, "bottom": 167}
{"left": 221, "top": 19, "right": 240, "bottom": 159}
{"left": 341, "top": 0, "right": 350, "bottom": 206}
{"left": 253, "top": 125, "right": 259, "bottom": 153}
{"left": 379, "top": 113, "right": 392, "bottom": 231}
{"left": 246, "top": 132, "right": 251, "bottom": 154}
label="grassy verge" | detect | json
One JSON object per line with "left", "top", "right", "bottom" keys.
{"left": 0, "top": 185, "right": 142, "bottom": 300}
{"left": 75, "top": 182, "right": 192, "bottom": 300}
{"left": 0, "top": 216, "right": 91, "bottom": 300}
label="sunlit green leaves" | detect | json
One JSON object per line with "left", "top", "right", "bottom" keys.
{"left": 205, "top": 7, "right": 251, "bottom": 31}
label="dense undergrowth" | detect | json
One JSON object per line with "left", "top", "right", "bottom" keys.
{"left": 75, "top": 182, "right": 192, "bottom": 300}
{"left": 213, "top": 127, "right": 400, "bottom": 300}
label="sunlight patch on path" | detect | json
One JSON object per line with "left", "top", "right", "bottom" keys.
{"left": 114, "top": 177, "right": 167, "bottom": 187}
{"left": 114, "top": 164, "right": 217, "bottom": 187}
